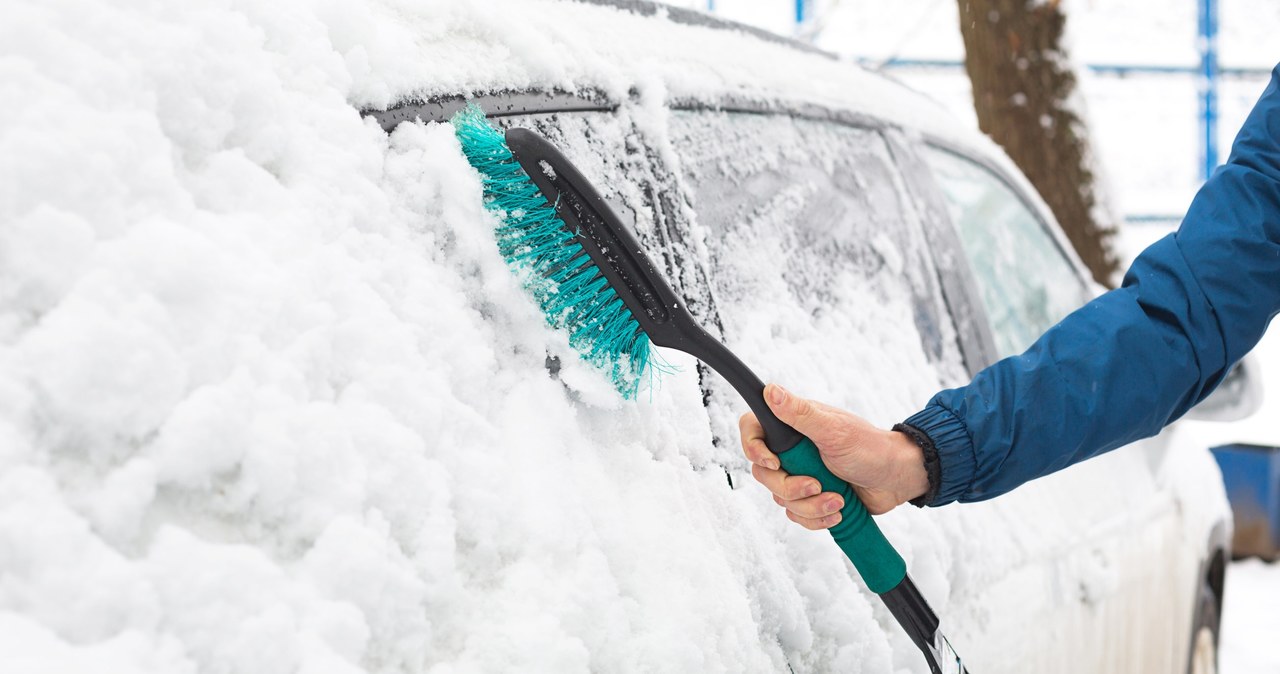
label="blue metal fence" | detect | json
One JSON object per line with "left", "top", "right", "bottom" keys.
{"left": 1198, "top": 0, "right": 1220, "bottom": 181}
{"left": 862, "top": 58, "right": 1267, "bottom": 80}
{"left": 700, "top": 0, "right": 1270, "bottom": 223}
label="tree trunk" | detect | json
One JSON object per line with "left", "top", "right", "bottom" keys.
{"left": 957, "top": 0, "right": 1120, "bottom": 287}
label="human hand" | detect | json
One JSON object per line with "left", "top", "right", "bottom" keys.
{"left": 738, "top": 384, "right": 930, "bottom": 529}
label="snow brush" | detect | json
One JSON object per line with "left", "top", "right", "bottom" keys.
{"left": 451, "top": 105, "right": 968, "bottom": 674}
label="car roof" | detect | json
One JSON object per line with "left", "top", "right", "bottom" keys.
{"left": 359, "top": 0, "right": 1070, "bottom": 268}
{"left": 358, "top": 0, "right": 978, "bottom": 149}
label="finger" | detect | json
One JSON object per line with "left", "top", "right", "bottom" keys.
{"left": 738, "top": 412, "right": 779, "bottom": 469}
{"left": 785, "top": 507, "right": 843, "bottom": 531}
{"left": 808, "top": 398, "right": 853, "bottom": 416}
{"left": 762, "top": 383, "right": 833, "bottom": 439}
{"left": 772, "top": 492, "right": 845, "bottom": 520}
{"left": 751, "top": 463, "right": 822, "bottom": 501}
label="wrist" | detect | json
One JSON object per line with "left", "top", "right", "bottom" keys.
{"left": 891, "top": 423, "right": 940, "bottom": 507}
{"left": 886, "top": 427, "right": 931, "bottom": 505}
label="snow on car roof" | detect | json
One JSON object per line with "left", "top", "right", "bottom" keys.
{"left": 352, "top": 0, "right": 981, "bottom": 148}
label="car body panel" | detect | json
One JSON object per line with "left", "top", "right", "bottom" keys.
{"left": 369, "top": 2, "right": 1232, "bottom": 670}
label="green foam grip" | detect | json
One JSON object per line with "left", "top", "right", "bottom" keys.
{"left": 776, "top": 436, "right": 907, "bottom": 594}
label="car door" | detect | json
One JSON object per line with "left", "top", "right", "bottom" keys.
{"left": 663, "top": 105, "right": 997, "bottom": 670}
{"left": 663, "top": 106, "right": 972, "bottom": 470}
{"left": 912, "top": 140, "right": 1200, "bottom": 673}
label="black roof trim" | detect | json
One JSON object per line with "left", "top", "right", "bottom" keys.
{"left": 363, "top": 90, "right": 616, "bottom": 132}
{"left": 667, "top": 94, "right": 885, "bottom": 130}
{"left": 364, "top": 86, "right": 894, "bottom": 137}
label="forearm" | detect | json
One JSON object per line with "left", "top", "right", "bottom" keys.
{"left": 907, "top": 251, "right": 1220, "bottom": 504}
{"left": 908, "top": 65, "right": 1280, "bottom": 506}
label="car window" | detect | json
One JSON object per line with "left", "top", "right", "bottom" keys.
{"left": 666, "top": 110, "right": 967, "bottom": 422}
{"left": 923, "top": 146, "right": 1092, "bottom": 357}
{"left": 489, "top": 109, "right": 752, "bottom": 472}
{"left": 493, "top": 111, "right": 648, "bottom": 235}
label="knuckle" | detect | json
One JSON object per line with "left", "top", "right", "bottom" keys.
{"left": 786, "top": 477, "right": 818, "bottom": 500}
{"left": 753, "top": 466, "right": 785, "bottom": 496}
{"left": 797, "top": 499, "right": 825, "bottom": 519}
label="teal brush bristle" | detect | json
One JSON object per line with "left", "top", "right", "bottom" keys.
{"left": 452, "top": 104, "right": 657, "bottom": 399}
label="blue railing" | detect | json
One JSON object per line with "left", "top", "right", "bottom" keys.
{"left": 1198, "top": 0, "right": 1219, "bottom": 181}
{"left": 856, "top": 57, "right": 1268, "bottom": 80}
{"left": 700, "top": 0, "right": 1270, "bottom": 223}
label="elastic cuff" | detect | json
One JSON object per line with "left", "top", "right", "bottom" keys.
{"left": 900, "top": 403, "right": 977, "bottom": 507}
{"left": 893, "top": 422, "right": 940, "bottom": 508}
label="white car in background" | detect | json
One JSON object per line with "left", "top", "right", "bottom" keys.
{"left": 367, "top": 1, "right": 1239, "bottom": 672}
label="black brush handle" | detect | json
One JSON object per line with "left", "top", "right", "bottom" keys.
{"left": 504, "top": 125, "right": 965, "bottom": 672}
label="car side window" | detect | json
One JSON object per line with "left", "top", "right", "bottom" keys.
{"left": 923, "top": 146, "right": 1092, "bottom": 357}
{"left": 666, "top": 110, "right": 968, "bottom": 419}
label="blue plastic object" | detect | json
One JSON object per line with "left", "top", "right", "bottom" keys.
{"left": 1210, "top": 443, "right": 1280, "bottom": 559}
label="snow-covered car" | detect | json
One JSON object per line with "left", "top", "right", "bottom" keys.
{"left": 364, "top": 2, "right": 1236, "bottom": 672}
{"left": 2, "top": 1, "right": 1238, "bottom": 673}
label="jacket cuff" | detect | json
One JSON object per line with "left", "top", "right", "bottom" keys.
{"left": 900, "top": 403, "right": 977, "bottom": 507}
{"left": 892, "top": 422, "right": 940, "bottom": 507}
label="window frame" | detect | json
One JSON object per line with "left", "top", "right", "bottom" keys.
{"left": 922, "top": 138, "right": 1097, "bottom": 294}
{"left": 661, "top": 97, "right": 1004, "bottom": 377}
{"left": 914, "top": 137, "right": 1099, "bottom": 364}
{"left": 365, "top": 89, "right": 1002, "bottom": 379}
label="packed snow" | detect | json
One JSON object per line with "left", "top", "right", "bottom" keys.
{"left": 0, "top": 2, "right": 954, "bottom": 671}
{"left": 0, "top": 0, "right": 1257, "bottom": 673}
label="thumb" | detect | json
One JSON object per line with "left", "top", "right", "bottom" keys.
{"left": 763, "top": 384, "right": 834, "bottom": 441}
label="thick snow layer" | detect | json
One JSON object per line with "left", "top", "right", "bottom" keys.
{"left": 0, "top": 1, "right": 933, "bottom": 671}
{"left": 1, "top": 1, "right": 1237, "bottom": 673}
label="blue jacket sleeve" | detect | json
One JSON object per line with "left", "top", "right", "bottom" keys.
{"left": 905, "top": 64, "right": 1280, "bottom": 506}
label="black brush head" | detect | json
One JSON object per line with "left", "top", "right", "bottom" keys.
{"left": 504, "top": 129, "right": 690, "bottom": 343}
{"left": 504, "top": 128, "right": 802, "bottom": 452}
